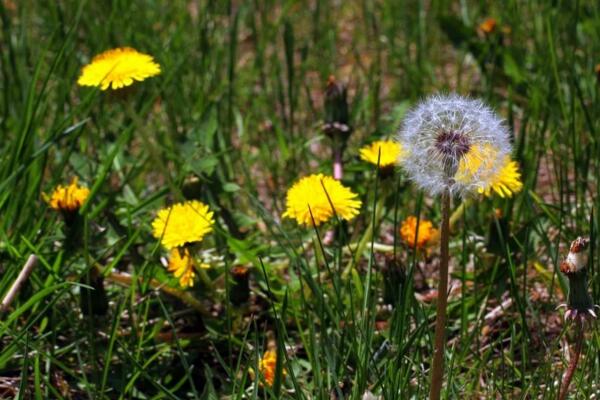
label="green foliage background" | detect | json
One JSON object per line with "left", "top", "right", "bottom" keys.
{"left": 1, "top": 0, "right": 599, "bottom": 398}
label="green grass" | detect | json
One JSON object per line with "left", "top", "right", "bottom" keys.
{"left": 1, "top": 0, "right": 599, "bottom": 398}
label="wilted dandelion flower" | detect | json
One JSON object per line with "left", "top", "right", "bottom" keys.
{"left": 167, "top": 248, "right": 196, "bottom": 288}
{"left": 400, "top": 216, "right": 438, "bottom": 249}
{"left": 283, "top": 174, "right": 361, "bottom": 226}
{"left": 398, "top": 94, "right": 512, "bottom": 197}
{"left": 359, "top": 140, "right": 403, "bottom": 168}
{"left": 77, "top": 47, "right": 161, "bottom": 90}
{"left": 152, "top": 200, "right": 214, "bottom": 249}
{"left": 44, "top": 177, "right": 90, "bottom": 213}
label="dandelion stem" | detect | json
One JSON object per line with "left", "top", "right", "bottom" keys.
{"left": 558, "top": 319, "right": 584, "bottom": 400}
{"left": 429, "top": 189, "right": 450, "bottom": 400}
{"left": 333, "top": 145, "right": 343, "bottom": 180}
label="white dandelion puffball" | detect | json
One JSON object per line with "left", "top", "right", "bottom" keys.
{"left": 397, "top": 94, "right": 512, "bottom": 197}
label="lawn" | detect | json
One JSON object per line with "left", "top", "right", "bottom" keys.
{"left": 1, "top": 0, "right": 599, "bottom": 398}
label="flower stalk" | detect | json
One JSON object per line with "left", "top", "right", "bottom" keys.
{"left": 429, "top": 189, "right": 450, "bottom": 400}
{"left": 557, "top": 236, "right": 596, "bottom": 400}
{"left": 323, "top": 76, "right": 351, "bottom": 181}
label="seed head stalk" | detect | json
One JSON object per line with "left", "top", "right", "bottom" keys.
{"left": 558, "top": 319, "right": 584, "bottom": 400}
{"left": 429, "top": 189, "right": 450, "bottom": 400}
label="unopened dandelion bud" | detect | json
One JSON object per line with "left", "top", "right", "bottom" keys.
{"left": 323, "top": 75, "right": 351, "bottom": 139}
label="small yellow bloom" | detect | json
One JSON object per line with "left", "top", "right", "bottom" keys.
{"left": 400, "top": 216, "right": 438, "bottom": 249}
{"left": 44, "top": 177, "right": 90, "bottom": 212}
{"left": 77, "top": 47, "right": 161, "bottom": 90}
{"left": 359, "top": 140, "right": 403, "bottom": 168}
{"left": 152, "top": 200, "right": 214, "bottom": 249}
{"left": 167, "top": 248, "right": 196, "bottom": 288}
{"left": 259, "top": 349, "right": 285, "bottom": 387}
{"left": 282, "top": 174, "right": 361, "bottom": 226}
{"left": 456, "top": 144, "right": 522, "bottom": 198}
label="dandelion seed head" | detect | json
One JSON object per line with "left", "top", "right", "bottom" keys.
{"left": 398, "top": 94, "right": 512, "bottom": 197}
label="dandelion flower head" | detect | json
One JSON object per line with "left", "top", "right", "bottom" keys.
{"left": 456, "top": 146, "right": 523, "bottom": 198}
{"left": 152, "top": 200, "right": 214, "bottom": 249}
{"left": 77, "top": 47, "right": 161, "bottom": 90}
{"left": 359, "top": 140, "right": 403, "bottom": 168}
{"left": 259, "top": 349, "right": 286, "bottom": 387}
{"left": 167, "top": 248, "right": 196, "bottom": 288}
{"left": 478, "top": 17, "right": 497, "bottom": 34}
{"left": 400, "top": 216, "right": 438, "bottom": 249}
{"left": 44, "top": 177, "right": 90, "bottom": 213}
{"left": 283, "top": 174, "right": 361, "bottom": 226}
{"left": 397, "top": 94, "right": 512, "bottom": 197}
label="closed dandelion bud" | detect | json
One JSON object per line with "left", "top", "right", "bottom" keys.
{"left": 323, "top": 75, "right": 351, "bottom": 139}
{"left": 560, "top": 237, "right": 597, "bottom": 321}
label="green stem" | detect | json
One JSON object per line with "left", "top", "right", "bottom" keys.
{"left": 343, "top": 194, "right": 387, "bottom": 278}
{"left": 429, "top": 189, "right": 451, "bottom": 400}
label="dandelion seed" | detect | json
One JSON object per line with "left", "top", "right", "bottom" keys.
{"left": 44, "top": 177, "right": 90, "bottom": 213}
{"left": 397, "top": 94, "right": 512, "bottom": 197}
{"left": 152, "top": 200, "right": 214, "bottom": 249}
{"left": 77, "top": 47, "right": 161, "bottom": 90}
{"left": 399, "top": 216, "right": 438, "bottom": 249}
{"left": 282, "top": 174, "right": 361, "bottom": 226}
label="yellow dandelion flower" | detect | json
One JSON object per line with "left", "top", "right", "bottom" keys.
{"left": 359, "top": 140, "right": 403, "bottom": 168}
{"left": 77, "top": 47, "right": 161, "bottom": 90}
{"left": 480, "top": 157, "right": 523, "bottom": 198}
{"left": 152, "top": 200, "right": 214, "bottom": 249}
{"left": 259, "top": 349, "right": 285, "bottom": 387}
{"left": 44, "top": 177, "right": 90, "bottom": 212}
{"left": 400, "top": 216, "right": 438, "bottom": 249}
{"left": 282, "top": 174, "right": 361, "bottom": 226}
{"left": 456, "top": 144, "right": 522, "bottom": 198}
{"left": 167, "top": 248, "right": 196, "bottom": 288}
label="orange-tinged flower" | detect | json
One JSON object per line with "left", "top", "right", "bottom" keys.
{"left": 44, "top": 177, "right": 90, "bottom": 213}
{"left": 400, "top": 216, "right": 438, "bottom": 249}
{"left": 77, "top": 47, "right": 161, "bottom": 90}
{"left": 283, "top": 174, "right": 361, "bottom": 226}
{"left": 479, "top": 18, "right": 497, "bottom": 34}
{"left": 259, "top": 349, "right": 285, "bottom": 387}
{"left": 167, "top": 248, "right": 196, "bottom": 288}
